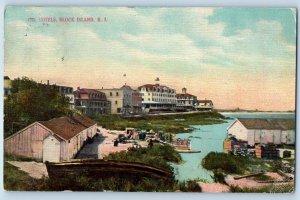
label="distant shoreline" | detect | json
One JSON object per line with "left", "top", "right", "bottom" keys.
{"left": 219, "top": 111, "right": 295, "bottom": 115}
{"left": 216, "top": 109, "right": 295, "bottom": 113}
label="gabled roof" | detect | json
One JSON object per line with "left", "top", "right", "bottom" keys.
{"left": 236, "top": 118, "right": 295, "bottom": 130}
{"left": 39, "top": 115, "right": 97, "bottom": 140}
{"left": 120, "top": 85, "right": 133, "bottom": 90}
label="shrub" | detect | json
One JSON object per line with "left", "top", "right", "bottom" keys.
{"left": 178, "top": 180, "right": 202, "bottom": 192}
{"left": 202, "top": 152, "right": 247, "bottom": 174}
{"left": 104, "top": 144, "right": 182, "bottom": 170}
{"left": 212, "top": 169, "right": 226, "bottom": 183}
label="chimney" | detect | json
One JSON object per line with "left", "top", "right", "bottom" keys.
{"left": 47, "top": 80, "right": 49, "bottom": 85}
{"left": 182, "top": 87, "right": 187, "bottom": 94}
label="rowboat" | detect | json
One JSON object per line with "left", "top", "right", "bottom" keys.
{"left": 45, "top": 159, "right": 174, "bottom": 183}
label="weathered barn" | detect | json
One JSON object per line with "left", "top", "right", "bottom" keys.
{"left": 4, "top": 115, "right": 97, "bottom": 162}
{"left": 227, "top": 118, "right": 295, "bottom": 146}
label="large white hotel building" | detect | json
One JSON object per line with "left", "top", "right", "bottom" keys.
{"left": 138, "top": 84, "right": 177, "bottom": 112}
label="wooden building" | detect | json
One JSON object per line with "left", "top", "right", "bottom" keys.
{"left": 227, "top": 118, "right": 295, "bottom": 146}
{"left": 176, "top": 88, "right": 198, "bottom": 110}
{"left": 4, "top": 115, "right": 97, "bottom": 162}
{"left": 74, "top": 88, "right": 111, "bottom": 116}
{"left": 195, "top": 99, "right": 213, "bottom": 111}
{"left": 99, "top": 85, "right": 142, "bottom": 115}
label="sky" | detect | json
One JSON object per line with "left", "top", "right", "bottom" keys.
{"left": 4, "top": 7, "right": 296, "bottom": 111}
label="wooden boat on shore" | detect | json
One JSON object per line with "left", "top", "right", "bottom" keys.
{"left": 45, "top": 159, "right": 174, "bottom": 183}
{"left": 233, "top": 172, "right": 264, "bottom": 180}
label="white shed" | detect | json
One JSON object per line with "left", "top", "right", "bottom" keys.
{"left": 227, "top": 118, "right": 295, "bottom": 146}
{"left": 4, "top": 114, "right": 98, "bottom": 162}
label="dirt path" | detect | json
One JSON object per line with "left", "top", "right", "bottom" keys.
{"left": 225, "top": 173, "right": 293, "bottom": 188}
{"left": 97, "top": 127, "right": 131, "bottom": 158}
{"left": 7, "top": 161, "right": 48, "bottom": 179}
{"left": 198, "top": 182, "right": 230, "bottom": 193}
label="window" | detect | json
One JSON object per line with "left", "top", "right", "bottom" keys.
{"left": 115, "top": 100, "right": 118, "bottom": 105}
{"left": 283, "top": 150, "right": 292, "bottom": 158}
{"left": 110, "top": 92, "right": 112, "bottom": 96}
{"left": 116, "top": 92, "right": 119, "bottom": 96}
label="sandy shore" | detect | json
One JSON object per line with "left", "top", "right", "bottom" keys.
{"left": 225, "top": 172, "right": 293, "bottom": 188}
{"left": 7, "top": 161, "right": 48, "bottom": 179}
{"left": 97, "top": 127, "right": 134, "bottom": 159}
{"left": 198, "top": 182, "right": 230, "bottom": 193}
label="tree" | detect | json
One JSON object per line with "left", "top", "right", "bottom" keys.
{"left": 4, "top": 77, "right": 72, "bottom": 137}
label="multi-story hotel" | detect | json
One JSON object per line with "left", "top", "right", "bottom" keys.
{"left": 74, "top": 88, "right": 111, "bottom": 116}
{"left": 176, "top": 88, "right": 198, "bottom": 110}
{"left": 46, "top": 80, "right": 75, "bottom": 109}
{"left": 99, "top": 85, "right": 142, "bottom": 115}
{"left": 138, "top": 84, "right": 177, "bottom": 112}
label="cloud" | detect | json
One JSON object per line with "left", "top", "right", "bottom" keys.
{"left": 4, "top": 7, "right": 296, "bottom": 111}
{"left": 5, "top": 20, "right": 60, "bottom": 74}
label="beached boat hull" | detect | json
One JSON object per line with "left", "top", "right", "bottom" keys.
{"left": 45, "top": 159, "right": 174, "bottom": 183}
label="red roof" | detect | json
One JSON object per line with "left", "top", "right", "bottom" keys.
{"left": 74, "top": 88, "right": 107, "bottom": 100}
{"left": 39, "top": 115, "right": 97, "bottom": 140}
{"left": 74, "top": 88, "right": 104, "bottom": 94}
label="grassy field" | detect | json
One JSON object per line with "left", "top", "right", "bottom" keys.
{"left": 4, "top": 162, "right": 49, "bottom": 191}
{"left": 94, "top": 111, "right": 227, "bottom": 133}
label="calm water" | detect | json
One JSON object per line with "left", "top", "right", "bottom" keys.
{"left": 171, "top": 112, "right": 295, "bottom": 182}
